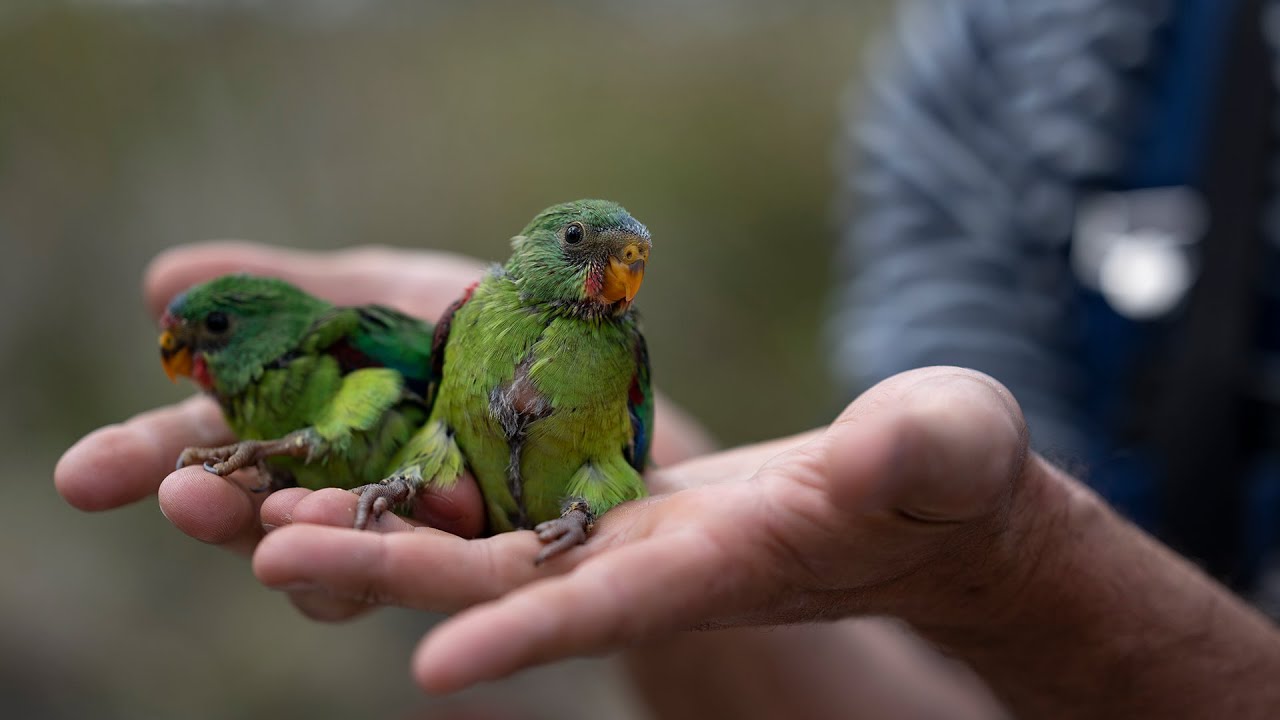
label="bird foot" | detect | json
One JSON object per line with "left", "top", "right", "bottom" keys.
{"left": 533, "top": 501, "right": 595, "bottom": 565}
{"left": 177, "top": 430, "right": 313, "bottom": 483}
{"left": 350, "top": 476, "right": 414, "bottom": 530}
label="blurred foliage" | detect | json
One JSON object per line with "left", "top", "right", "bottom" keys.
{"left": 0, "top": 1, "right": 891, "bottom": 718}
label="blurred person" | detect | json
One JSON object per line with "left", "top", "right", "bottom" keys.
{"left": 53, "top": 0, "right": 1280, "bottom": 718}
{"left": 831, "top": 0, "right": 1280, "bottom": 603}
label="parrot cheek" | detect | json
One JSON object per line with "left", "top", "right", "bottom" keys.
{"left": 583, "top": 266, "right": 605, "bottom": 298}
{"left": 192, "top": 356, "right": 214, "bottom": 391}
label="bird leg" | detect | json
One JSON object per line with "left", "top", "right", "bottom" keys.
{"left": 350, "top": 474, "right": 416, "bottom": 530}
{"left": 533, "top": 498, "right": 595, "bottom": 565}
{"left": 176, "top": 429, "right": 316, "bottom": 492}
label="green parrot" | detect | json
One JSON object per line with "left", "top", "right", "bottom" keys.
{"left": 158, "top": 275, "right": 434, "bottom": 494}
{"left": 352, "top": 199, "right": 654, "bottom": 563}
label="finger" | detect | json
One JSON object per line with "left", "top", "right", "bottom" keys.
{"left": 263, "top": 476, "right": 485, "bottom": 539}
{"left": 412, "top": 530, "right": 745, "bottom": 694}
{"left": 144, "top": 242, "right": 485, "bottom": 321}
{"left": 258, "top": 487, "right": 314, "bottom": 530}
{"left": 55, "top": 395, "right": 232, "bottom": 511}
{"left": 255, "top": 489, "right": 380, "bottom": 622}
{"left": 272, "top": 488, "right": 419, "bottom": 532}
{"left": 825, "top": 367, "right": 1028, "bottom": 523}
{"left": 259, "top": 482, "right": 484, "bottom": 623}
{"left": 157, "top": 465, "right": 272, "bottom": 556}
{"left": 253, "top": 524, "right": 548, "bottom": 612}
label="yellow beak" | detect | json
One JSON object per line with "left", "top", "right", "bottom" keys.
{"left": 159, "top": 330, "right": 193, "bottom": 382}
{"left": 600, "top": 243, "right": 649, "bottom": 304}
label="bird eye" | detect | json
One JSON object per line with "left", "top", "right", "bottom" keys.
{"left": 564, "top": 223, "right": 585, "bottom": 245}
{"left": 205, "top": 311, "right": 229, "bottom": 333}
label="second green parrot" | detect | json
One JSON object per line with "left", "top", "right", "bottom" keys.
{"left": 159, "top": 275, "right": 434, "bottom": 494}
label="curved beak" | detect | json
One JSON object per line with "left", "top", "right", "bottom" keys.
{"left": 600, "top": 241, "right": 650, "bottom": 305}
{"left": 159, "top": 330, "right": 193, "bottom": 382}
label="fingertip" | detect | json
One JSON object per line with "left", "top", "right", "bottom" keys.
{"left": 411, "top": 597, "right": 545, "bottom": 694}
{"left": 413, "top": 625, "right": 480, "bottom": 695}
{"left": 258, "top": 487, "right": 313, "bottom": 528}
{"left": 56, "top": 425, "right": 156, "bottom": 511}
{"left": 57, "top": 397, "right": 234, "bottom": 513}
{"left": 289, "top": 487, "right": 414, "bottom": 531}
{"left": 252, "top": 523, "right": 307, "bottom": 587}
{"left": 143, "top": 245, "right": 189, "bottom": 318}
{"left": 144, "top": 243, "right": 233, "bottom": 318}
{"left": 828, "top": 368, "right": 1029, "bottom": 522}
{"left": 158, "top": 466, "right": 256, "bottom": 545}
{"left": 897, "top": 371, "right": 1028, "bottom": 512}
{"left": 144, "top": 241, "right": 300, "bottom": 318}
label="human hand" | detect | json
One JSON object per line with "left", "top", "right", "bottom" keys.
{"left": 253, "top": 366, "right": 1047, "bottom": 693}
{"left": 54, "top": 241, "right": 713, "bottom": 618}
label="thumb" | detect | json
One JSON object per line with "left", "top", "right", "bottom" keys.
{"left": 824, "top": 367, "right": 1029, "bottom": 524}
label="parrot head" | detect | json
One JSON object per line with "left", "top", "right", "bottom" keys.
{"left": 506, "top": 199, "right": 652, "bottom": 316}
{"left": 158, "top": 275, "right": 329, "bottom": 394}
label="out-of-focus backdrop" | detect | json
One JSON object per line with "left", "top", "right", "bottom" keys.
{"left": 1, "top": 1, "right": 893, "bottom": 717}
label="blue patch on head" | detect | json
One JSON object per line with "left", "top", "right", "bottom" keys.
{"left": 166, "top": 290, "right": 188, "bottom": 315}
{"left": 615, "top": 215, "right": 651, "bottom": 241}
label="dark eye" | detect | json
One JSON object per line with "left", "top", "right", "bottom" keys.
{"left": 205, "top": 311, "right": 229, "bottom": 333}
{"left": 564, "top": 223, "right": 585, "bottom": 245}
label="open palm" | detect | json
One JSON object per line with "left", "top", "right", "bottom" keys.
{"left": 56, "top": 242, "right": 1031, "bottom": 696}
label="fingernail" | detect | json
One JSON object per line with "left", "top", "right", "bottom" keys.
{"left": 261, "top": 523, "right": 278, "bottom": 533}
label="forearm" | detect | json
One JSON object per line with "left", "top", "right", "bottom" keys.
{"left": 624, "top": 620, "right": 1007, "bottom": 720}
{"left": 920, "top": 457, "right": 1280, "bottom": 718}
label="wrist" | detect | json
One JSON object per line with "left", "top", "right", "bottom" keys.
{"left": 867, "top": 451, "right": 1073, "bottom": 641}
{"left": 904, "top": 455, "right": 1280, "bottom": 718}
{"left": 908, "top": 454, "right": 1083, "bottom": 635}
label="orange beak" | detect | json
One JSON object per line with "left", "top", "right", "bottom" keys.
{"left": 600, "top": 242, "right": 649, "bottom": 305}
{"left": 159, "top": 330, "right": 193, "bottom": 382}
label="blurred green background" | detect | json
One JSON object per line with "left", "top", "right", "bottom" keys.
{"left": 1, "top": 1, "right": 893, "bottom": 717}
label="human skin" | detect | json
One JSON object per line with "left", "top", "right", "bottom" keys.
{"left": 57, "top": 244, "right": 1280, "bottom": 719}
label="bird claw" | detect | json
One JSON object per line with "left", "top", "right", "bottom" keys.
{"left": 350, "top": 477, "right": 413, "bottom": 530}
{"left": 175, "top": 434, "right": 312, "bottom": 494}
{"left": 533, "top": 505, "right": 594, "bottom": 565}
{"left": 176, "top": 441, "right": 265, "bottom": 477}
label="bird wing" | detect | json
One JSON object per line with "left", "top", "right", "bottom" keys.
{"left": 426, "top": 281, "right": 479, "bottom": 405}
{"left": 300, "top": 305, "right": 435, "bottom": 399}
{"left": 625, "top": 328, "right": 654, "bottom": 472}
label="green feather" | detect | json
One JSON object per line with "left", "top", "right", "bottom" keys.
{"left": 314, "top": 368, "right": 406, "bottom": 450}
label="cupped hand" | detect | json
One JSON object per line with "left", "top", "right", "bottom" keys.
{"left": 54, "top": 241, "right": 713, "bottom": 619}
{"left": 253, "top": 366, "right": 1042, "bottom": 694}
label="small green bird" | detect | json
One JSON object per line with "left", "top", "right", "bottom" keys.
{"left": 353, "top": 200, "right": 654, "bottom": 563}
{"left": 159, "top": 275, "right": 434, "bottom": 493}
